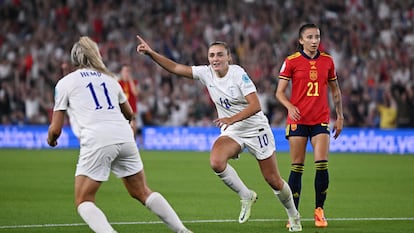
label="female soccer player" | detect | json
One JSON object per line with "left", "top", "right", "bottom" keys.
{"left": 275, "top": 23, "right": 344, "bottom": 228}
{"left": 47, "top": 36, "right": 192, "bottom": 233}
{"left": 136, "top": 35, "right": 302, "bottom": 232}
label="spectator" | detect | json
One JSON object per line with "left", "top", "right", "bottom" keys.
{"left": 0, "top": 0, "right": 413, "bottom": 128}
{"left": 392, "top": 85, "right": 414, "bottom": 128}
{"left": 377, "top": 89, "right": 397, "bottom": 129}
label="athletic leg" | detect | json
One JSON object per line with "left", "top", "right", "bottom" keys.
{"left": 211, "top": 136, "right": 256, "bottom": 223}
{"left": 311, "top": 134, "right": 330, "bottom": 209}
{"left": 123, "top": 171, "right": 190, "bottom": 232}
{"left": 257, "top": 154, "right": 299, "bottom": 217}
{"left": 75, "top": 175, "right": 116, "bottom": 233}
{"left": 311, "top": 133, "right": 330, "bottom": 227}
{"left": 258, "top": 154, "right": 302, "bottom": 232}
{"left": 287, "top": 136, "right": 308, "bottom": 210}
{"left": 211, "top": 136, "right": 251, "bottom": 200}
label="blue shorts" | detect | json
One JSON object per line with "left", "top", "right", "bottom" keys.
{"left": 285, "top": 123, "right": 330, "bottom": 139}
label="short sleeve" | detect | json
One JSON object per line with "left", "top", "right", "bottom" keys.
{"left": 116, "top": 81, "right": 128, "bottom": 104}
{"left": 278, "top": 59, "right": 291, "bottom": 81}
{"left": 53, "top": 80, "right": 69, "bottom": 111}
{"left": 239, "top": 72, "right": 256, "bottom": 97}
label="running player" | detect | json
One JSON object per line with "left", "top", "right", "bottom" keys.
{"left": 47, "top": 36, "right": 192, "bottom": 233}
{"left": 136, "top": 35, "right": 302, "bottom": 232}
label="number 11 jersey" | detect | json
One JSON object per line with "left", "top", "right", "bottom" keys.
{"left": 53, "top": 68, "right": 134, "bottom": 148}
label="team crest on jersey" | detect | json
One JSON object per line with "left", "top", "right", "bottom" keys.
{"left": 290, "top": 124, "right": 297, "bottom": 131}
{"left": 310, "top": 70, "right": 318, "bottom": 81}
{"left": 309, "top": 61, "right": 317, "bottom": 81}
{"left": 242, "top": 74, "right": 251, "bottom": 83}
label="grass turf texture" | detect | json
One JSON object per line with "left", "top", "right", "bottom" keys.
{"left": 0, "top": 149, "right": 413, "bottom": 232}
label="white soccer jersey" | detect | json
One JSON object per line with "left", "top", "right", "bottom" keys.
{"left": 53, "top": 68, "right": 134, "bottom": 148}
{"left": 192, "top": 65, "right": 269, "bottom": 137}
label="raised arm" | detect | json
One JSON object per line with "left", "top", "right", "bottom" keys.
{"left": 136, "top": 35, "right": 193, "bottom": 79}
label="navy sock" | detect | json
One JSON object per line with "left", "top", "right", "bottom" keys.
{"left": 315, "top": 160, "right": 329, "bottom": 208}
{"left": 288, "top": 163, "right": 304, "bottom": 209}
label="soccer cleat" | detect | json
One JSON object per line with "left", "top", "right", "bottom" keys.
{"left": 314, "top": 207, "right": 328, "bottom": 227}
{"left": 177, "top": 228, "right": 193, "bottom": 233}
{"left": 288, "top": 214, "right": 302, "bottom": 232}
{"left": 238, "top": 190, "right": 258, "bottom": 223}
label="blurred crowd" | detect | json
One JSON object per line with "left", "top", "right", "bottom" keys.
{"left": 1, "top": 0, "right": 413, "bottom": 129}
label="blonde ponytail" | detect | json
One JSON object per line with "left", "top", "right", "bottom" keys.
{"left": 70, "top": 36, "right": 115, "bottom": 77}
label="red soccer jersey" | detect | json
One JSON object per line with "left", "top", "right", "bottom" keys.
{"left": 119, "top": 80, "right": 138, "bottom": 113}
{"left": 278, "top": 50, "right": 337, "bottom": 125}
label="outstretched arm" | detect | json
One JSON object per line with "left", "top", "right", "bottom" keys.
{"left": 136, "top": 35, "right": 193, "bottom": 79}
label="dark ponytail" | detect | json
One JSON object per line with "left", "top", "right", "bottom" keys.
{"left": 297, "top": 23, "right": 319, "bottom": 51}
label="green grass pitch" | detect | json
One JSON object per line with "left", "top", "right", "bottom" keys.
{"left": 0, "top": 149, "right": 413, "bottom": 232}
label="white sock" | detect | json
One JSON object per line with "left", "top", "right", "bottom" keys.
{"left": 145, "top": 192, "right": 186, "bottom": 232}
{"left": 77, "top": 201, "right": 116, "bottom": 233}
{"left": 216, "top": 164, "right": 251, "bottom": 200}
{"left": 273, "top": 180, "right": 299, "bottom": 218}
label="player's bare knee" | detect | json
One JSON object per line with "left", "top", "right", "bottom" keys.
{"left": 210, "top": 160, "right": 226, "bottom": 173}
{"left": 264, "top": 175, "right": 284, "bottom": 191}
{"left": 210, "top": 156, "right": 227, "bottom": 172}
{"left": 130, "top": 189, "right": 151, "bottom": 204}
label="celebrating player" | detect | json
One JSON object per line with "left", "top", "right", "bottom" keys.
{"left": 136, "top": 35, "right": 302, "bottom": 232}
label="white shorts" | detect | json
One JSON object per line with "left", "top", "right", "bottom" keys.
{"left": 221, "top": 126, "right": 276, "bottom": 160}
{"left": 75, "top": 142, "right": 143, "bottom": 181}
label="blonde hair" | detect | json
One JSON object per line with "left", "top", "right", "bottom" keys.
{"left": 70, "top": 36, "right": 115, "bottom": 77}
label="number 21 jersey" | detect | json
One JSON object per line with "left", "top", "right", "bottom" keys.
{"left": 278, "top": 51, "right": 337, "bottom": 125}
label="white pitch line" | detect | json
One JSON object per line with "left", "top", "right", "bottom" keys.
{"left": 0, "top": 218, "right": 413, "bottom": 229}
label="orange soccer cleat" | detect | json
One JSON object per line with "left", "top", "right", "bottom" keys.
{"left": 314, "top": 207, "right": 328, "bottom": 228}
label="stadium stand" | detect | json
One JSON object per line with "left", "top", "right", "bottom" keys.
{"left": 0, "top": 0, "right": 413, "bottom": 128}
